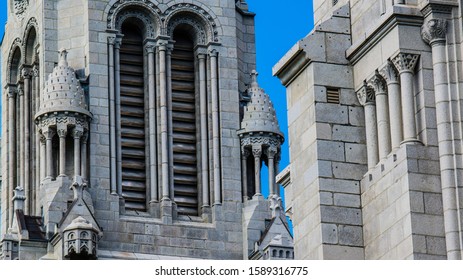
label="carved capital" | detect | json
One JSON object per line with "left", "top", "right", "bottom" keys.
{"left": 81, "top": 132, "right": 89, "bottom": 144}
{"left": 145, "top": 43, "right": 156, "bottom": 54}
{"left": 357, "top": 82, "right": 375, "bottom": 106}
{"left": 107, "top": 36, "right": 116, "bottom": 46}
{"left": 197, "top": 53, "right": 207, "bottom": 60}
{"left": 114, "top": 37, "right": 123, "bottom": 50}
{"left": 17, "top": 84, "right": 24, "bottom": 96}
{"left": 40, "top": 134, "right": 46, "bottom": 144}
{"left": 72, "top": 127, "right": 84, "bottom": 139}
{"left": 20, "top": 67, "right": 32, "bottom": 80}
{"left": 32, "top": 66, "right": 39, "bottom": 77}
{"left": 209, "top": 49, "right": 218, "bottom": 57}
{"left": 421, "top": 18, "right": 447, "bottom": 46}
{"left": 265, "top": 146, "right": 278, "bottom": 159}
{"left": 6, "top": 85, "right": 17, "bottom": 99}
{"left": 252, "top": 146, "right": 262, "bottom": 158}
{"left": 379, "top": 61, "right": 399, "bottom": 84}
{"left": 57, "top": 126, "right": 68, "bottom": 138}
{"left": 368, "top": 72, "right": 387, "bottom": 95}
{"left": 392, "top": 53, "right": 419, "bottom": 74}
{"left": 157, "top": 39, "right": 168, "bottom": 50}
{"left": 42, "top": 128, "right": 56, "bottom": 140}
{"left": 241, "top": 147, "right": 250, "bottom": 158}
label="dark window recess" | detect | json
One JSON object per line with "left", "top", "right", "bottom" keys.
{"left": 326, "top": 88, "right": 340, "bottom": 104}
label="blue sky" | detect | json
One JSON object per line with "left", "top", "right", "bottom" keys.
{"left": 0, "top": 0, "right": 314, "bottom": 196}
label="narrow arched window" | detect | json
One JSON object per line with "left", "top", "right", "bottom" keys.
{"left": 119, "top": 21, "right": 147, "bottom": 211}
{"left": 171, "top": 28, "right": 199, "bottom": 216}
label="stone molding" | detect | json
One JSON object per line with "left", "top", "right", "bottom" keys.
{"left": 421, "top": 18, "right": 447, "bottom": 46}
{"left": 13, "top": 0, "right": 28, "bottom": 19}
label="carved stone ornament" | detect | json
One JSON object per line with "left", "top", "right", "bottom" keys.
{"left": 63, "top": 216, "right": 99, "bottom": 260}
{"left": 107, "top": 0, "right": 161, "bottom": 31}
{"left": 379, "top": 61, "right": 399, "bottom": 84}
{"left": 368, "top": 72, "right": 387, "bottom": 95}
{"left": 357, "top": 82, "right": 375, "bottom": 106}
{"left": 392, "top": 53, "right": 420, "bottom": 73}
{"left": 421, "top": 18, "right": 447, "bottom": 46}
{"left": 14, "top": 0, "right": 29, "bottom": 19}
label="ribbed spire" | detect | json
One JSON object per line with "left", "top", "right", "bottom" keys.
{"left": 239, "top": 71, "right": 283, "bottom": 138}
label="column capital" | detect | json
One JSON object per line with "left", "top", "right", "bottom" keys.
{"left": 42, "top": 128, "right": 56, "bottom": 139}
{"left": 265, "top": 146, "right": 278, "bottom": 159}
{"left": 209, "top": 49, "right": 218, "bottom": 57}
{"left": 72, "top": 127, "right": 84, "bottom": 139}
{"left": 114, "top": 37, "right": 123, "bottom": 50}
{"left": 252, "top": 146, "right": 262, "bottom": 157}
{"left": 32, "top": 65, "right": 39, "bottom": 77}
{"left": 145, "top": 42, "right": 156, "bottom": 54}
{"left": 107, "top": 35, "right": 117, "bottom": 46}
{"left": 357, "top": 82, "right": 375, "bottom": 106}
{"left": 368, "top": 72, "right": 387, "bottom": 95}
{"left": 379, "top": 60, "right": 399, "bottom": 84}
{"left": 6, "top": 85, "right": 17, "bottom": 99}
{"left": 392, "top": 53, "right": 420, "bottom": 74}
{"left": 20, "top": 66, "right": 32, "bottom": 80}
{"left": 197, "top": 53, "right": 207, "bottom": 60}
{"left": 81, "top": 131, "right": 89, "bottom": 144}
{"left": 241, "top": 147, "right": 251, "bottom": 158}
{"left": 57, "top": 126, "right": 68, "bottom": 138}
{"left": 17, "top": 84, "right": 24, "bottom": 96}
{"left": 421, "top": 18, "right": 447, "bottom": 46}
{"left": 40, "top": 134, "right": 46, "bottom": 144}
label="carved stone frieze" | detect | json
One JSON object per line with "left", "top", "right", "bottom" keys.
{"left": 240, "top": 136, "right": 282, "bottom": 149}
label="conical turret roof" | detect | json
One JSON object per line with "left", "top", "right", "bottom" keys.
{"left": 239, "top": 71, "right": 283, "bottom": 139}
{"left": 36, "top": 49, "right": 91, "bottom": 118}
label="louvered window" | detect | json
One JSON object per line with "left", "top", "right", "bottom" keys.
{"left": 171, "top": 30, "right": 199, "bottom": 216}
{"left": 119, "top": 23, "right": 147, "bottom": 211}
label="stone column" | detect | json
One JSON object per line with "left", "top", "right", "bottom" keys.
{"left": 241, "top": 149, "right": 250, "bottom": 201}
{"left": 22, "top": 67, "right": 32, "bottom": 214}
{"left": 7, "top": 85, "right": 17, "bottom": 227}
{"left": 369, "top": 73, "right": 391, "bottom": 160}
{"left": 210, "top": 49, "right": 221, "bottom": 205}
{"left": 43, "top": 128, "right": 55, "bottom": 179}
{"left": 115, "top": 36, "right": 123, "bottom": 195}
{"left": 57, "top": 125, "right": 68, "bottom": 177}
{"left": 33, "top": 66, "right": 40, "bottom": 214}
{"left": 18, "top": 84, "right": 24, "bottom": 188}
{"left": 158, "top": 40, "right": 170, "bottom": 201}
{"left": 422, "top": 18, "right": 462, "bottom": 260}
{"left": 40, "top": 134, "right": 46, "bottom": 181}
{"left": 252, "top": 146, "right": 262, "bottom": 196}
{"left": 357, "top": 84, "right": 379, "bottom": 170}
{"left": 81, "top": 132, "right": 88, "bottom": 181}
{"left": 198, "top": 53, "right": 210, "bottom": 208}
{"left": 108, "top": 36, "right": 117, "bottom": 195}
{"left": 266, "top": 146, "right": 278, "bottom": 196}
{"left": 146, "top": 42, "right": 158, "bottom": 203}
{"left": 392, "top": 52, "right": 420, "bottom": 144}
{"left": 167, "top": 44, "right": 175, "bottom": 202}
{"left": 73, "top": 127, "right": 83, "bottom": 178}
{"left": 380, "top": 61, "right": 403, "bottom": 150}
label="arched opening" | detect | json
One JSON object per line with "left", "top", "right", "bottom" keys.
{"left": 171, "top": 26, "right": 198, "bottom": 216}
{"left": 25, "top": 28, "right": 37, "bottom": 65}
{"left": 119, "top": 20, "right": 147, "bottom": 211}
{"left": 9, "top": 47, "right": 21, "bottom": 84}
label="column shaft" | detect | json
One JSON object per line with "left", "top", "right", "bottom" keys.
{"left": 73, "top": 130, "right": 82, "bottom": 177}
{"left": 58, "top": 128, "right": 67, "bottom": 176}
{"left": 45, "top": 130, "right": 55, "bottom": 179}
{"left": 365, "top": 104, "right": 379, "bottom": 169}
{"left": 400, "top": 71, "right": 418, "bottom": 143}
{"left": 253, "top": 150, "right": 262, "bottom": 196}
{"left": 199, "top": 54, "right": 209, "bottom": 207}
{"left": 40, "top": 135, "right": 46, "bottom": 181}
{"left": 147, "top": 44, "right": 158, "bottom": 203}
{"left": 108, "top": 37, "right": 117, "bottom": 195}
{"left": 387, "top": 81, "right": 403, "bottom": 149}
{"left": 376, "top": 90, "right": 391, "bottom": 159}
{"left": 210, "top": 51, "right": 221, "bottom": 205}
{"left": 159, "top": 43, "right": 170, "bottom": 200}
{"left": 115, "top": 38, "right": 122, "bottom": 195}
{"left": 241, "top": 152, "right": 249, "bottom": 200}
{"left": 23, "top": 75, "right": 31, "bottom": 214}
{"left": 268, "top": 156, "right": 275, "bottom": 196}
{"left": 7, "top": 90, "right": 16, "bottom": 227}
{"left": 19, "top": 88, "right": 24, "bottom": 188}
{"left": 81, "top": 133, "right": 88, "bottom": 180}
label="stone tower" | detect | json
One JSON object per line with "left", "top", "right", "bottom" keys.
{"left": 275, "top": 0, "right": 463, "bottom": 260}
{"left": 0, "top": 0, "right": 292, "bottom": 260}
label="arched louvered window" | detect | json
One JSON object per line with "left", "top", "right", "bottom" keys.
{"left": 119, "top": 21, "right": 147, "bottom": 211}
{"left": 171, "top": 28, "right": 199, "bottom": 216}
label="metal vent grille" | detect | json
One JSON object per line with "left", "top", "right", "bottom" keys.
{"left": 327, "top": 88, "right": 340, "bottom": 104}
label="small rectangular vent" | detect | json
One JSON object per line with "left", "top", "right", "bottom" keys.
{"left": 333, "top": 0, "right": 339, "bottom": 6}
{"left": 326, "top": 88, "right": 340, "bottom": 104}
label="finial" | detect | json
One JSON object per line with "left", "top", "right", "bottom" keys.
{"left": 250, "top": 70, "right": 259, "bottom": 88}
{"left": 58, "top": 48, "right": 69, "bottom": 67}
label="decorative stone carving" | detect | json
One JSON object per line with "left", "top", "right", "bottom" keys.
{"left": 266, "top": 146, "right": 278, "bottom": 159}
{"left": 392, "top": 53, "right": 419, "bottom": 73}
{"left": 356, "top": 82, "right": 375, "bottom": 106}
{"left": 379, "top": 61, "right": 399, "bottom": 84}
{"left": 368, "top": 72, "right": 387, "bottom": 95}
{"left": 107, "top": 0, "right": 161, "bottom": 32}
{"left": 115, "top": 9, "right": 157, "bottom": 38}
{"left": 252, "top": 146, "right": 262, "bottom": 158}
{"left": 421, "top": 18, "right": 447, "bottom": 45}
{"left": 167, "top": 16, "right": 207, "bottom": 45}
{"left": 13, "top": 0, "right": 29, "bottom": 19}
{"left": 63, "top": 216, "right": 99, "bottom": 260}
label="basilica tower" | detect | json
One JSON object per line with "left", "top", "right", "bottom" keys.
{"left": 0, "top": 0, "right": 291, "bottom": 260}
